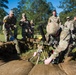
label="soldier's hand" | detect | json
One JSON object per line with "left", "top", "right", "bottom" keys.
{"left": 25, "top": 29, "right": 28, "bottom": 32}
{"left": 44, "top": 57, "right": 52, "bottom": 65}
{"left": 33, "top": 52, "right": 37, "bottom": 57}
{"left": 14, "top": 25, "right": 17, "bottom": 28}
{"left": 10, "top": 27, "right": 12, "bottom": 30}
{"left": 29, "top": 29, "right": 32, "bottom": 33}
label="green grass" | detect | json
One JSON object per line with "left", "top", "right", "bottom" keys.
{"left": 0, "top": 34, "right": 23, "bottom": 41}
{"left": 0, "top": 33, "right": 41, "bottom": 41}
{"left": 0, "top": 34, "right": 5, "bottom": 41}
{"left": 0, "top": 33, "right": 76, "bottom": 64}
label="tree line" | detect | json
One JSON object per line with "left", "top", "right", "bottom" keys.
{"left": 0, "top": 0, "right": 76, "bottom": 33}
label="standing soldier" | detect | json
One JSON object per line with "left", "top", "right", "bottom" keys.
{"left": 19, "top": 13, "right": 31, "bottom": 40}
{"left": 3, "top": 10, "right": 20, "bottom": 54}
{"left": 46, "top": 10, "right": 61, "bottom": 46}
{"left": 44, "top": 11, "right": 72, "bottom": 64}
{"left": 48, "top": 10, "right": 61, "bottom": 25}
{"left": 64, "top": 16, "right": 73, "bottom": 32}
{"left": 64, "top": 16, "right": 74, "bottom": 50}
{"left": 44, "top": 25, "right": 71, "bottom": 64}
{"left": 3, "top": 10, "right": 17, "bottom": 42}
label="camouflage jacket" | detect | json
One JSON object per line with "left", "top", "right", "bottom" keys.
{"left": 48, "top": 15, "right": 61, "bottom": 25}
{"left": 19, "top": 19, "right": 31, "bottom": 30}
{"left": 64, "top": 20, "right": 73, "bottom": 31}
{"left": 3, "top": 15, "right": 16, "bottom": 29}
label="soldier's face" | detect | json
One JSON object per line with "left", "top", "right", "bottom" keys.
{"left": 9, "top": 13, "right": 14, "bottom": 18}
{"left": 53, "top": 11, "right": 56, "bottom": 16}
{"left": 67, "top": 18, "right": 70, "bottom": 21}
{"left": 22, "top": 15, "right": 26, "bottom": 19}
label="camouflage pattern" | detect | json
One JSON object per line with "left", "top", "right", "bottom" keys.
{"left": 46, "top": 22, "right": 60, "bottom": 35}
{"left": 64, "top": 20, "right": 74, "bottom": 31}
{"left": 19, "top": 19, "right": 31, "bottom": 39}
{"left": 52, "top": 28, "right": 70, "bottom": 56}
{"left": 2, "top": 14, "right": 20, "bottom": 54}
{"left": 13, "top": 39, "right": 20, "bottom": 54}
{"left": 44, "top": 28, "right": 71, "bottom": 64}
{"left": 3, "top": 15, "right": 17, "bottom": 42}
{"left": 46, "top": 14, "right": 61, "bottom": 44}
{"left": 64, "top": 19, "right": 76, "bottom": 44}
{"left": 48, "top": 15, "right": 61, "bottom": 25}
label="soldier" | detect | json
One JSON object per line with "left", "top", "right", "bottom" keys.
{"left": 44, "top": 12, "right": 72, "bottom": 64}
{"left": 64, "top": 16, "right": 73, "bottom": 32}
{"left": 3, "top": 10, "right": 17, "bottom": 42}
{"left": 19, "top": 13, "right": 31, "bottom": 40}
{"left": 46, "top": 10, "right": 62, "bottom": 46}
{"left": 48, "top": 10, "right": 61, "bottom": 25}
{"left": 44, "top": 26, "right": 71, "bottom": 64}
{"left": 3, "top": 10, "right": 20, "bottom": 54}
{"left": 65, "top": 16, "right": 76, "bottom": 45}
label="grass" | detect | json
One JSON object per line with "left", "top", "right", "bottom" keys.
{"left": 0, "top": 34, "right": 23, "bottom": 41}
{"left": 0, "top": 33, "right": 76, "bottom": 64}
{"left": 0, "top": 33, "right": 42, "bottom": 41}
{"left": 0, "top": 34, "right": 5, "bottom": 41}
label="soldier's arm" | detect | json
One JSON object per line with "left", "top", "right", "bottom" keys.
{"left": 3, "top": 15, "right": 8, "bottom": 23}
{"left": 44, "top": 29, "right": 71, "bottom": 64}
{"left": 48, "top": 17, "right": 51, "bottom": 23}
{"left": 64, "top": 22, "right": 67, "bottom": 28}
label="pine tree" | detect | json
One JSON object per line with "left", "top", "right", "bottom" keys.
{"left": 59, "top": 0, "right": 76, "bottom": 24}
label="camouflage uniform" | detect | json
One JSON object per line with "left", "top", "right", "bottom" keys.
{"left": 44, "top": 14, "right": 72, "bottom": 64}
{"left": 64, "top": 17, "right": 76, "bottom": 45}
{"left": 3, "top": 15, "right": 17, "bottom": 42}
{"left": 64, "top": 19, "right": 74, "bottom": 32}
{"left": 3, "top": 11, "right": 20, "bottom": 54}
{"left": 46, "top": 15, "right": 61, "bottom": 46}
{"left": 48, "top": 15, "right": 61, "bottom": 25}
{"left": 19, "top": 19, "right": 31, "bottom": 39}
{"left": 44, "top": 28, "right": 71, "bottom": 64}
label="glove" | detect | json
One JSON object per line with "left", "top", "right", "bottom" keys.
{"left": 33, "top": 52, "right": 37, "bottom": 57}
{"left": 44, "top": 57, "right": 52, "bottom": 65}
{"left": 25, "top": 29, "right": 28, "bottom": 32}
{"left": 14, "top": 25, "right": 17, "bottom": 28}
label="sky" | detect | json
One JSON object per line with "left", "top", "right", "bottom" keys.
{"left": 6, "top": 0, "right": 63, "bottom": 15}
{"left": 48, "top": 0, "right": 63, "bottom": 15}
